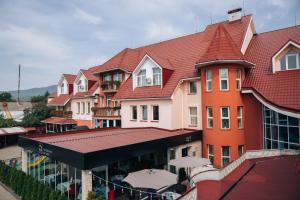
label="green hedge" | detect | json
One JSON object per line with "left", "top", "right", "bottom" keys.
{"left": 0, "top": 161, "right": 67, "bottom": 200}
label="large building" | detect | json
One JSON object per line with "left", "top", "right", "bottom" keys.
{"left": 19, "top": 8, "right": 299, "bottom": 200}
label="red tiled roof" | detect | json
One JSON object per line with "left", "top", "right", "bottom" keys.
{"left": 73, "top": 82, "right": 99, "bottom": 98}
{"left": 47, "top": 94, "right": 71, "bottom": 106}
{"left": 63, "top": 74, "right": 76, "bottom": 84}
{"left": 197, "top": 155, "right": 300, "bottom": 200}
{"left": 197, "top": 24, "right": 245, "bottom": 64}
{"left": 41, "top": 117, "right": 77, "bottom": 125}
{"left": 31, "top": 128, "right": 192, "bottom": 153}
{"left": 114, "top": 16, "right": 252, "bottom": 99}
{"left": 243, "top": 25, "right": 300, "bottom": 112}
{"left": 80, "top": 69, "right": 98, "bottom": 81}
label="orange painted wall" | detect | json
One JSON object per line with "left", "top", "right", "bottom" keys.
{"left": 200, "top": 64, "right": 245, "bottom": 167}
{"left": 243, "top": 93, "right": 263, "bottom": 150}
{"left": 75, "top": 119, "right": 93, "bottom": 129}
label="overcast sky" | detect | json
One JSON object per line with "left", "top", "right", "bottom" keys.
{"left": 0, "top": 0, "right": 299, "bottom": 91}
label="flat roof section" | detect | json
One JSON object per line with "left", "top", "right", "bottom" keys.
{"left": 19, "top": 128, "right": 201, "bottom": 170}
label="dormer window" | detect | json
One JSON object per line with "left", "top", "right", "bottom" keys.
{"left": 153, "top": 68, "right": 161, "bottom": 85}
{"left": 113, "top": 72, "right": 122, "bottom": 82}
{"left": 137, "top": 69, "right": 146, "bottom": 86}
{"left": 273, "top": 41, "right": 300, "bottom": 73}
{"left": 103, "top": 74, "right": 111, "bottom": 81}
{"left": 61, "top": 83, "right": 64, "bottom": 94}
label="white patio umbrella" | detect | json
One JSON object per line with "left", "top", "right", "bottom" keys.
{"left": 123, "top": 169, "right": 177, "bottom": 190}
{"left": 169, "top": 157, "right": 211, "bottom": 169}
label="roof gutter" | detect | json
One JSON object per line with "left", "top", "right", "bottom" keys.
{"left": 195, "top": 60, "right": 255, "bottom": 68}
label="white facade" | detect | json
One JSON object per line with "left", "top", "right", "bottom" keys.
{"left": 71, "top": 97, "right": 94, "bottom": 121}
{"left": 74, "top": 72, "right": 88, "bottom": 94}
{"left": 57, "top": 77, "right": 69, "bottom": 95}
{"left": 121, "top": 79, "right": 202, "bottom": 130}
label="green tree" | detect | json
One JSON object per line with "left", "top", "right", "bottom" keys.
{"left": 0, "top": 114, "right": 19, "bottom": 128}
{"left": 22, "top": 105, "right": 53, "bottom": 127}
{"left": 0, "top": 92, "right": 15, "bottom": 102}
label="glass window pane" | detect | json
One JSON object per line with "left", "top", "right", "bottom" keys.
{"left": 222, "top": 146, "right": 230, "bottom": 156}
{"left": 220, "top": 69, "right": 228, "bottom": 78}
{"left": 289, "top": 126, "right": 299, "bottom": 143}
{"left": 206, "top": 70, "right": 212, "bottom": 79}
{"left": 288, "top": 116, "right": 299, "bottom": 126}
{"left": 287, "top": 54, "right": 297, "bottom": 69}
{"left": 289, "top": 144, "right": 299, "bottom": 150}
{"left": 279, "top": 126, "right": 288, "bottom": 142}
{"left": 222, "top": 108, "right": 229, "bottom": 117}
{"left": 272, "top": 140, "right": 278, "bottom": 149}
{"left": 221, "top": 80, "right": 228, "bottom": 90}
{"left": 265, "top": 124, "right": 271, "bottom": 139}
{"left": 265, "top": 139, "right": 271, "bottom": 149}
{"left": 222, "top": 119, "right": 229, "bottom": 128}
{"left": 280, "top": 56, "right": 286, "bottom": 70}
{"left": 271, "top": 125, "right": 278, "bottom": 140}
{"left": 279, "top": 142, "right": 288, "bottom": 149}
{"left": 189, "top": 82, "right": 197, "bottom": 93}
{"left": 278, "top": 113, "right": 287, "bottom": 125}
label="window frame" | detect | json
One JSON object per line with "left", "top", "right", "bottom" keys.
{"left": 236, "top": 69, "right": 241, "bottom": 90}
{"left": 286, "top": 53, "right": 299, "bottom": 70}
{"left": 221, "top": 146, "right": 231, "bottom": 167}
{"left": 207, "top": 144, "right": 214, "bottom": 165}
{"left": 219, "top": 68, "right": 229, "bottom": 91}
{"left": 140, "top": 105, "right": 148, "bottom": 121}
{"left": 237, "top": 106, "right": 243, "bottom": 129}
{"left": 238, "top": 145, "right": 244, "bottom": 157}
{"left": 207, "top": 107, "right": 213, "bottom": 128}
{"left": 137, "top": 69, "right": 146, "bottom": 87}
{"left": 106, "top": 95, "right": 111, "bottom": 107}
{"left": 87, "top": 102, "right": 91, "bottom": 114}
{"left": 77, "top": 102, "right": 80, "bottom": 114}
{"left": 189, "top": 81, "right": 197, "bottom": 94}
{"left": 206, "top": 69, "right": 212, "bottom": 92}
{"left": 220, "top": 107, "right": 230, "bottom": 129}
{"left": 131, "top": 105, "right": 137, "bottom": 120}
{"left": 152, "top": 67, "right": 162, "bottom": 86}
{"left": 189, "top": 107, "right": 198, "bottom": 126}
{"left": 152, "top": 105, "right": 159, "bottom": 121}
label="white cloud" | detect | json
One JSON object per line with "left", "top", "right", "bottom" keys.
{"left": 74, "top": 8, "right": 103, "bottom": 24}
{"left": 144, "top": 21, "right": 183, "bottom": 40}
{"left": 0, "top": 25, "right": 69, "bottom": 60}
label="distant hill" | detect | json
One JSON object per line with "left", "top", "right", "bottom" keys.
{"left": 1, "top": 85, "right": 57, "bottom": 101}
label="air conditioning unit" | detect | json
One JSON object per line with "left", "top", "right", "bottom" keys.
{"left": 146, "top": 78, "right": 152, "bottom": 84}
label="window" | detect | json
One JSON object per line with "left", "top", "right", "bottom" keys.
{"left": 84, "top": 79, "right": 88, "bottom": 91}
{"left": 236, "top": 69, "right": 241, "bottom": 90}
{"left": 208, "top": 144, "right": 214, "bottom": 164}
{"left": 61, "top": 83, "right": 64, "bottom": 94}
{"left": 100, "top": 96, "right": 105, "bottom": 107}
{"left": 189, "top": 107, "right": 198, "bottom": 126}
{"left": 77, "top": 102, "right": 80, "bottom": 114}
{"left": 87, "top": 102, "right": 91, "bottom": 114}
{"left": 181, "top": 147, "right": 190, "bottom": 157}
{"left": 221, "top": 146, "right": 231, "bottom": 167}
{"left": 286, "top": 53, "right": 298, "bottom": 69}
{"left": 152, "top": 105, "right": 159, "bottom": 121}
{"left": 169, "top": 149, "right": 176, "bottom": 160}
{"left": 131, "top": 106, "right": 137, "bottom": 120}
{"left": 81, "top": 102, "right": 85, "bottom": 114}
{"left": 140, "top": 105, "right": 148, "bottom": 120}
{"left": 237, "top": 106, "right": 243, "bottom": 128}
{"left": 137, "top": 69, "right": 146, "bottom": 86}
{"left": 238, "top": 145, "right": 244, "bottom": 156}
{"left": 113, "top": 72, "right": 122, "bottom": 82}
{"left": 206, "top": 69, "right": 212, "bottom": 91}
{"left": 153, "top": 68, "right": 162, "bottom": 85}
{"left": 221, "top": 107, "right": 230, "bottom": 129}
{"left": 207, "top": 107, "right": 213, "bottom": 128}
{"left": 103, "top": 74, "right": 111, "bottom": 81}
{"left": 107, "top": 95, "right": 111, "bottom": 107}
{"left": 220, "top": 68, "right": 229, "bottom": 91}
{"left": 189, "top": 81, "right": 197, "bottom": 94}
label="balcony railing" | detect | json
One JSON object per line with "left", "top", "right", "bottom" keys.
{"left": 101, "top": 81, "right": 121, "bottom": 93}
{"left": 50, "top": 110, "right": 73, "bottom": 118}
{"left": 92, "top": 107, "right": 121, "bottom": 118}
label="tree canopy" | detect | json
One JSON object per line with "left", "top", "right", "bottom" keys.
{"left": 0, "top": 92, "right": 15, "bottom": 102}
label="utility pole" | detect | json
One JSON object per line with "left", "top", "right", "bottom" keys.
{"left": 17, "top": 64, "right": 21, "bottom": 104}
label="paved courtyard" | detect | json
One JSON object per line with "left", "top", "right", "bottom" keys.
{"left": 0, "top": 184, "right": 17, "bottom": 200}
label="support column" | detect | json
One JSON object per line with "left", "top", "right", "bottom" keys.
{"left": 21, "top": 148, "right": 28, "bottom": 173}
{"left": 81, "top": 170, "right": 92, "bottom": 200}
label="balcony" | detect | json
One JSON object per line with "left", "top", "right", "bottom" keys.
{"left": 50, "top": 110, "right": 72, "bottom": 118}
{"left": 92, "top": 107, "right": 121, "bottom": 118}
{"left": 101, "top": 81, "right": 121, "bottom": 93}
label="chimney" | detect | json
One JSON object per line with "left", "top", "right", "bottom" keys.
{"left": 228, "top": 8, "right": 242, "bottom": 22}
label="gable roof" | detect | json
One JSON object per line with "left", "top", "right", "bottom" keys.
{"left": 242, "top": 25, "right": 300, "bottom": 112}
{"left": 63, "top": 74, "right": 77, "bottom": 84}
{"left": 114, "top": 15, "right": 252, "bottom": 99}
{"left": 80, "top": 69, "right": 98, "bottom": 81}
{"left": 47, "top": 94, "right": 71, "bottom": 106}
